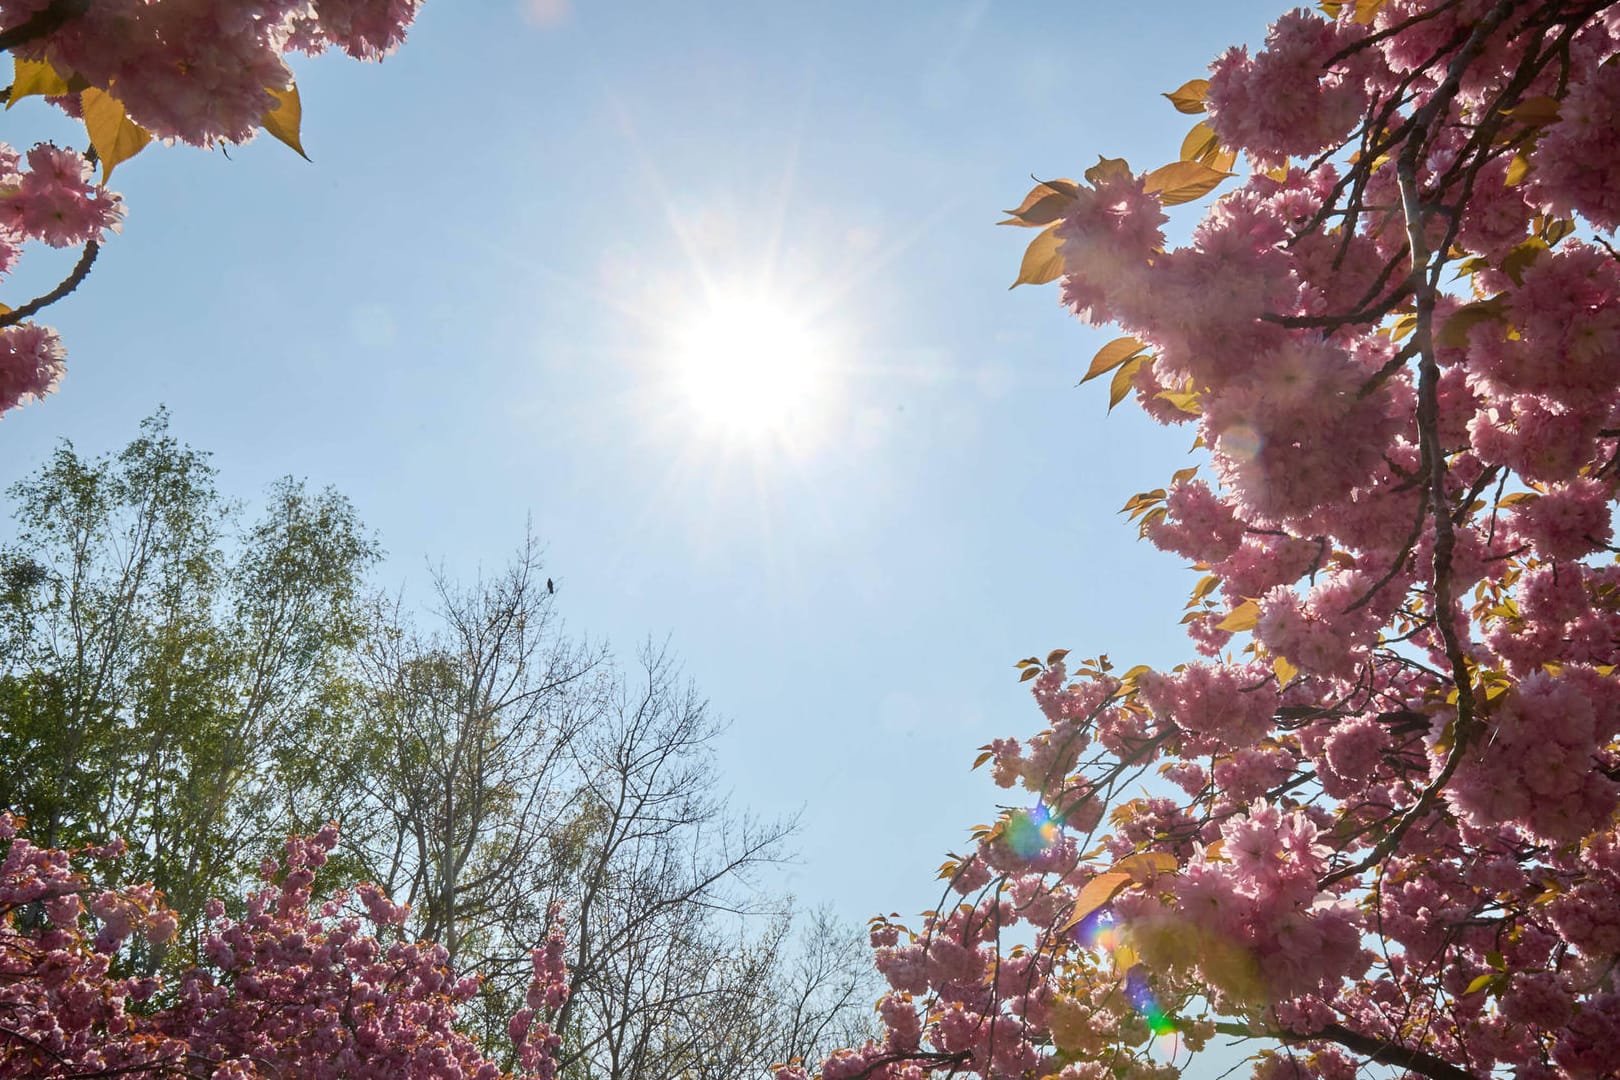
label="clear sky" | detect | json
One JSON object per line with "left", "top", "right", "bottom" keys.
{"left": 1, "top": 1, "right": 1287, "bottom": 939}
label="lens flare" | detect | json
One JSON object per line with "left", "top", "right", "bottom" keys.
{"left": 1220, "top": 422, "right": 1261, "bottom": 462}
{"left": 1004, "top": 803, "right": 1059, "bottom": 858}
{"left": 1073, "top": 914, "right": 1180, "bottom": 1060}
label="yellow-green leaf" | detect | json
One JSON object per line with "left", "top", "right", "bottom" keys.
{"left": 1504, "top": 149, "right": 1532, "bottom": 187}
{"left": 1436, "top": 298, "right": 1507, "bottom": 348}
{"left": 262, "top": 81, "right": 309, "bottom": 160}
{"left": 1273, "top": 655, "right": 1299, "bottom": 686}
{"left": 1143, "top": 160, "right": 1232, "bottom": 206}
{"left": 1465, "top": 973, "right": 1499, "bottom": 996}
{"left": 1060, "top": 871, "right": 1132, "bottom": 931}
{"left": 1082, "top": 336, "right": 1147, "bottom": 384}
{"left": 1114, "top": 851, "right": 1177, "bottom": 880}
{"left": 1352, "top": 0, "right": 1387, "bottom": 24}
{"left": 80, "top": 88, "right": 151, "bottom": 181}
{"left": 1179, "top": 123, "right": 1238, "bottom": 172}
{"left": 1108, "top": 354, "right": 1149, "bottom": 411}
{"left": 1507, "top": 95, "right": 1561, "bottom": 128}
{"left": 1215, "top": 599, "right": 1261, "bottom": 633}
{"left": 1010, "top": 224, "right": 1065, "bottom": 289}
{"left": 1180, "top": 121, "right": 1220, "bottom": 163}
{"left": 1163, "top": 79, "right": 1210, "bottom": 114}
{"left": 1083, "top": 156, "right": 1133, "bottom": 188}
{"left": 1500, "top": 237, "right": 1547, "bottom": 286}
{"left": 1156, "top": 389, "right": 1201, "bottom": 415}
{"left": 8, "top": 57, "right": 68, "bottom": 109}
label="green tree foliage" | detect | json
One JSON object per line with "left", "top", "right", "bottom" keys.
{"left": 0, "top": 410, "right": 378, "bottom": 960}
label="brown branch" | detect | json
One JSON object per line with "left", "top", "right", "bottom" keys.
{"left": 1214, "top": 1020, "right": 1475, "bottom": 1080}
{"left": 0, "top": 240, "right": 97, "bottom": 327}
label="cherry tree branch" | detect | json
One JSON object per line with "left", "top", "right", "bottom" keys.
{"left": 0, "top": 240, "right": 98, "bottom": 327}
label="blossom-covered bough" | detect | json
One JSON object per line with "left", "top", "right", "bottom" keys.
{"left": 0, "top": 813, "right": 569, "bottom": 1078}
{"left": 0, "top": 0, "right": 423, "bottom": 415}
{"left": 796, "top": 3, "right": 1620, "bottom": 1079}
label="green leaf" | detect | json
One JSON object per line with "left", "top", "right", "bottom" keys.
{"left": 262, "top": 80, "right": 310, "bottom": 161}
{"left": 1163, "top": 79, "right": 1210, "bottom": 114}
{"left": 1143, "top": 160, "right": 1232, "bottom": 206}
{"left": 1010, "top": 224, "right": 1065, "bottom": 289}
{"left": 1081, "top": 336, "right": 1147, "bottom": 384}
{"left": 1464, "top": 973, "right": 1498, "bottom": 996}
{"left": 81, "top": 88, "right": 151, "bottom": 181}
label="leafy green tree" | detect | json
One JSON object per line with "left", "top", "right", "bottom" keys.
{"left": 0, "top": 410, "right": 377, "bottom": 960}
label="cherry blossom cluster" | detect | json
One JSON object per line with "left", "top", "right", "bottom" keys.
{"left": 0, "top": 813, "right": 568, "bottom": 1078}
{"left": 807, "top": 2, "right": 1620, "bottom": 1078}
{"left": 0, "top": 0, "right": 422, "bottom": 418}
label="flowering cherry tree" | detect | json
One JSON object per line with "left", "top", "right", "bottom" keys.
{"left": 0, "top": 0, "right": 423, "bottom": 416}
{"left": 0, "top": 813, "right": 568, "bottom": 1078}
{"left": 797, "top": 3, "right": 1620, "bottom": 1078}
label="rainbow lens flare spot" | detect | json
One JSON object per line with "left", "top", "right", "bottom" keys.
{"left": 1004, "top": 803, "right": 1059, "bottom": 858}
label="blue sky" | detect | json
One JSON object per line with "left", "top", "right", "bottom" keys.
{"left": 2, "top": 1, "right": 1286, "bottom": 935}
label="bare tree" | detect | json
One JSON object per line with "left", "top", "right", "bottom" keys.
{"left": 345, "top": 531, "right": 605, "bottom": 967}
{"left": 341, "top": 545, "right": 874, "bottom": 1078}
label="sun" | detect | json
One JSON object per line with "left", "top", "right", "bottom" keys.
{"left": 669, "top": 290, "right": 830, "bottom": 441}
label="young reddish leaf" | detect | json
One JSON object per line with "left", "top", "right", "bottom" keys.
{"left": 1107, "top": 355, "right": 1149, "bottom": 411}
{"left": 1143, "top": 160, "right": 1232, "bottom": 206}
{"left": 81, "top": 88, "right": 152, "bottom": 181}
{"left": 8, "top": 57, "right": 69, "bottom": 109}
{"left": 1060, "top": 871, "right": 1132, "bottom": 931}
{"left": 1010, "top": 224, "right": 1065, "bottom": 289}
{"left": 1215, "top": 599, "right": 1261, "bottom": 632}
{"left": 971, "top": 750, "right": 995, "bottom": 770}
{"left": 1046, "top": 648, "right": 1070, "bottom": 666}
{"left": 262, "top": 81, "right": 310, "bottom": 161}
{"left": 998, "top": 187, "right": 1074, "bottom": 227}
{"left": 1083, "top": 156, "right": 1133, "bottom": 188}
{"left": 1019, "top": 667, "right": 1041, "bottom": 682}
{"left": 1082, "top": 336, "right": 1147, "bottom": 384}
{"left": 1163, "top": 79, "right": 1210, "bottom": 114}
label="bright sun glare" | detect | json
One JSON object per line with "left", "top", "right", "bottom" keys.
{"left": 671, "top": 291, "right": 829, "bottom": 441}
